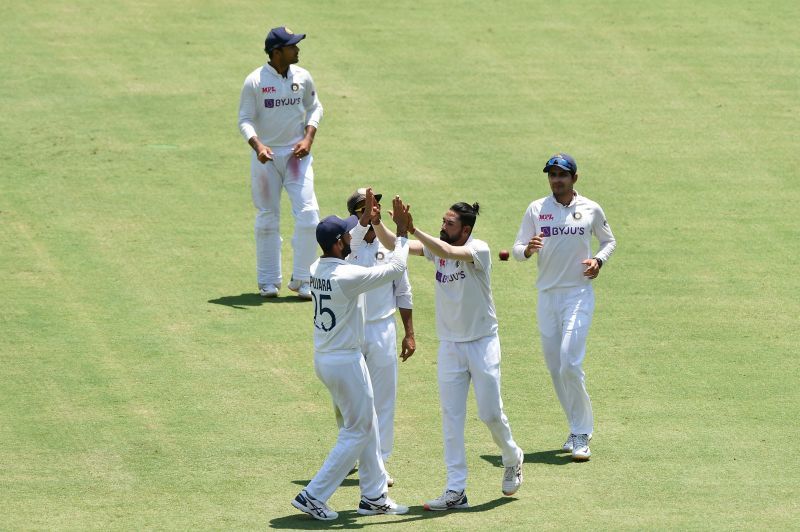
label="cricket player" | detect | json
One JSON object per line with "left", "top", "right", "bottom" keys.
{"left": 512, "top": 153, "right": 617, "bottom": 461}
{"left": 374, "top": 201, "right": 524, "bottom": 511}
{"left": 238, "top": 26, "right": 323, "bottom": 300}
{"left": 341, "top": 188, "right": 415, "bottom": 486}
{"left": 291, "top": 191, "right": 411, "bottom": 521}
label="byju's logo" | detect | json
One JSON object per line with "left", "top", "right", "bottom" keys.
{"left": 264, "top": 97, "right": 302, "bottom": 108}
{"left": 542, "top": 226, "right": 585, "bottom": 237}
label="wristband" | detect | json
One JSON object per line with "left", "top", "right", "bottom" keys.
{"left": 594, "top": 257, "right": 603, "bottom": 268}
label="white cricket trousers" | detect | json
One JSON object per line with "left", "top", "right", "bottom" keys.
{"left": 363, "top": 316, "right": 398, "bottom": 463}
{"left": 251, "top": 147, "right": 320, "bottom": 287}
{"left": 334, "top": 316, "right": 398, "bottom": 463}
{"left": 537, "top": 285, "right": 595, "bottom": 436}
{"left": 306, "top": 351, "right": 388, "bottom": 503}
{"left": 438, "top": 333, "right": 522, "bottom": 492}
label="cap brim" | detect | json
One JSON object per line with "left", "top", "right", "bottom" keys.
{"left": 344, "top": 215, "right": 359, "bottom": 232}
{"left": 285, "top": 34, "right": 306, "bottom": 46}
{"left": 374, "top": 193, "right": 383, "bottom": 202}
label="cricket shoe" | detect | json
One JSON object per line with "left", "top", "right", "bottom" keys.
{"left": 357, "top": 492, "right": 409, "bottom": 516}
{"left": 291, "top": 489, "right": 337, "bottom": 521}
{"left": 288, "top": 277, "right": 312, "bottom": 300}
{"left": 502, "top": 460, "right": 523, "bottom": 496}
{"left": 259, "top": 284, "right": 279, "bottom": 298}
{"left": 572, "top": 433, "right": 592, "bottom": 461}
{"left": 562, "top": 432, "right": 593, "bottom": 452}
{"left": 423, "top": 490, "right": 469, "bottom": 511}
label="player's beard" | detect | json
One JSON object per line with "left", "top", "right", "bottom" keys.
{"left": 341, "top": 242, "right": 352, "bottom": 258}
{"left": 439, "top": 230, "right": 456, "bottom": 244}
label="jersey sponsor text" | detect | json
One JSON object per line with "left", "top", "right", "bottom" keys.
{"left": 264, "top": 97, "right": 302, "bottom": 108}
{"left": 540, "top": 226, "right": 585, "bottom": 237}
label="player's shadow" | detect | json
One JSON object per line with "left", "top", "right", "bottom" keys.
{"left": 480, "top": 449, "right": 573, "bottom": 466}
{"left": 208, "top": 293, "right": 310, "bottom": 309}
{"left": 268, "top": 497, "right": 516, "bottom": 529}
{"left": 291, "top": 478, "right": 360, "bottom": 488}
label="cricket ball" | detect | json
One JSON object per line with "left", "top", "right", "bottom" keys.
{"left": 499, "top": 249, "right": 509, "bottom": 261}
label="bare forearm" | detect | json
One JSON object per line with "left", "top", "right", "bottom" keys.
{"left": 398, "top": 307, "right": 414, "bottom": 336}
{"left": 412, "top": 227, "right": 471, "bottom": 261}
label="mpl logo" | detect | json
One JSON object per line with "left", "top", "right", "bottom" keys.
{"left": 261, "top": 86, "right": 276, "bottom": 94}
{"left": 439, "top": 258, "right": 446, "bottom": 267}
{"left": 539, "top": 214, "right": 554, "bottom": 221}
{"left": 541, "top": 226, "right": 551, "bottom": 237}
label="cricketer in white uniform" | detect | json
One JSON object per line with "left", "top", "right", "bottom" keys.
{"left": 291, "top": 192, "right": 411, "bottom": 521}
{"left": 512, "top": 153, "right": 617, "bottom": 461}
{"left": 375, "top": 201, "right": 524, "bottom": 510}
{"left": 238, "top": 26, "right": 323, "bottom": 299}
{"left": 344, "top": 189, "right": 415, "bottom": 477}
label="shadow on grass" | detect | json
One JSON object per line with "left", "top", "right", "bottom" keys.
{"left": 208, "top": 293, "right": 312, "bottom": 309}
{"left": 269, "top": 497, "right": 515, "bottom": 529}
{"left": 480, "top": 449, "right": 573, "bottom": 467}
{"left": 291, "top": 478, "right": 360, "bottom": 488}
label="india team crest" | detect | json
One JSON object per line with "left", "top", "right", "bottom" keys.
{"left": 291, "top": 83, "right": 300, "bottom": 92}
{"left": 285, "top": 27, "right": 295, "bottom": 34}
{"left": 573, "top": 211, "right": 582, "bottom": 220}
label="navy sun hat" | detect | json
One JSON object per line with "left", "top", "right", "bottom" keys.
{"left": 542, "top": 153, "right": 578, "bottom": 175}
{"left": 316, "top": 215, "right": 358, "bottom": 251}
{"left": 264, "top": 26, "right": 306, "bottom": 53}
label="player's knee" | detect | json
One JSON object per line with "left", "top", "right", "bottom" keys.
{"left": 255, "top": 211, "right": 279, "bottom": 234}
{"left": 478, "top": 408, "right": 503, "bottom": 426}
{"left": 559, "top": 363, "right": 583, "bottom": 382}
{"left": 295, "top": 208, "right": 320, "bottom": 230}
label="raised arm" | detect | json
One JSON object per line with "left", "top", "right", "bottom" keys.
{"left": 409, "top": 227, "right": 474, "bottom": 262}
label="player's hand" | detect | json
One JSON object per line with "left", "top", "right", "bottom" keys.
{"left": 358, "top": 188, "right": 377, "bottom": 227}
{"left": 391, "top": 196, "right": 410, "bottom": 233}
{"left": 582, "top": 258, "right": 601, "bottom": 279}
{"left": 292, "top": 138, "right": 312, "bottom": 159}
{"left": 370, "top": 201, "right": 382, "bottom": 225}
{"left": 256, "top": 144, "right": 274, "bottom": 164}
{"left": 400, "top": 334, "right": 416, "bottom": 361}
{"left": 524, "top": 232, "right": 544, "bottom": 257}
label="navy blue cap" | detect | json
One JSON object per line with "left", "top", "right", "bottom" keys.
{"left": 265, "top": 26, "right": 306, "bottom": 53}
{"left": 543, "top": 153, "right": 578, "bottom": 175}
{"left": 316, "top": 215, "right": 358, "bottom": 251}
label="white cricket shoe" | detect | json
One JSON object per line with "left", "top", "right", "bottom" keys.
{"left": 572, "top": 433, "right": 592, "bottom": 461}
{"left": 357, "top": 492, "right": 409, "bottom": 515}
{"left": 502, "top": 460, "right": 523, "bottom": 496}
{"left": 563, "top": 432, "right": 593, "bottom": 452}
{"left": 423, "top": 490, "right": 469, "bottom": 511}
{"left": 288, "top": 278, "right": 312, "bottom": 300}
{"left": 259, "top": 284, "right": 279, "bottom": 298}
{"left": 291, "top": 489, "right": 338, "bottom": 521}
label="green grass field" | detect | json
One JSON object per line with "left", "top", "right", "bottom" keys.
{"left": 2, "top": 0, "right": 799, "bottom": 529}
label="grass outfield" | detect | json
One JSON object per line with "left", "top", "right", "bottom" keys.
{"left": 1, "top": 0, "right": 798, "bottom": 529}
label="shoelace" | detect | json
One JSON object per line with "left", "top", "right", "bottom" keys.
{"left": 503, "top": 465, "right": 519, "bottom": 481}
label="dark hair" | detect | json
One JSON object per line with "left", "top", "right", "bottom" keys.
{"left": 450, "top": 202, "right": 480, "bottom": 230}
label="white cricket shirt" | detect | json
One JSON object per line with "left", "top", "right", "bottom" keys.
{"left": 238, "top": 63, "right": 323, "bottom": 147}
{"left": 423, "top": 237, "right": 498, "bottom": 342}
{"left": 348, "top": 224, "right": 413, "bottom": 322}
{"left": 512, "top": 192, "right": 617, "bottom": 291}
{"left": 310, "top": 238, "right": 409, "bottom": 355}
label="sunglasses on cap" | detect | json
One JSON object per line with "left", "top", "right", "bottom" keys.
{"left": 545, "top": 156, "right": 575, "bottom": 172}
